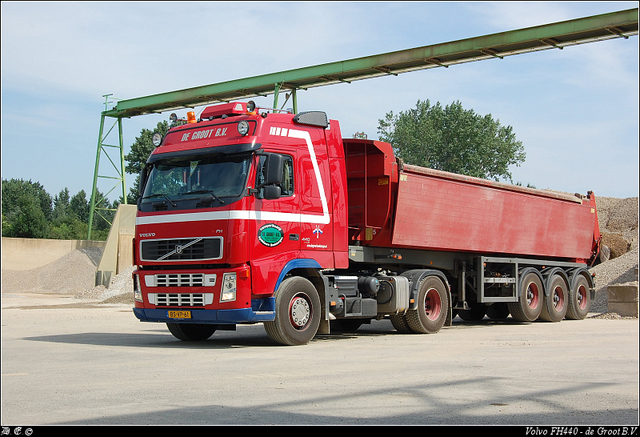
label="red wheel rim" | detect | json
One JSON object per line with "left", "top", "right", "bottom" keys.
{"left": 527, "top": 282, "right": 540, "bottom": 309}
{"left": 576, "top": 285, "right": 587, "bottom": 310}
{"left": 424, "top": 288, "right": 442, "bottom": 321}
{"left": 289, "top": 293, "right": 311, "bottom": 330}
{"left": 553, "top": 285, "right": 565, "bottom": 311}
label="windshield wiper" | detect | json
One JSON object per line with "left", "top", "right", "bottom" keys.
{"left": 180, "top": 189, "right": 225, "bottom": 204}
{"left": 142, "top": 193, "right": 177, "bottom": 207}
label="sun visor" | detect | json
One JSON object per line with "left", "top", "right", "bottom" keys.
{"left": 293, "top": 111, "right": 329, "bottom": 128}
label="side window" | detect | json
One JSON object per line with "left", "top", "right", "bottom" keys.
{"left": 256, "top": 154, "right": 294, "bottom": 198}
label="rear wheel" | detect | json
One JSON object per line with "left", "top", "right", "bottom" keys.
{"left": 405, "top": 276, "right": 449, "bottom": 334}
{"left": 390, "top": 313, "right": 413, "bottom": 333}
{"left": 539, "top": 274, "right": 568, "bottom": 322}
{"left": 509, "top": 270, "right": 543, "bottom": 322}
{"left": 167, "top": 323, "right": 217, "bottom": 341}
{"left": 264, "top": 277, "right": 321, "bottom": 345}
{"left": 566, "top": 274, "right": 591, "bottom": 320}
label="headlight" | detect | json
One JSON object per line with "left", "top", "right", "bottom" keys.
{"left": 134, "top": 274, "right": 143, "bottom": 302}
{"left": 220, "top": 272, "right": 237, "bottom": 302}
{"left": 237, "top": 120, "right": 250, "bottom": 136}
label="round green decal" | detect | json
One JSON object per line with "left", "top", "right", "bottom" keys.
{"left": 258, "top": 224, "right": 283, "bottom": 247}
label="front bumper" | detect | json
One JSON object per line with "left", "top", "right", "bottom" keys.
{"left": 133, "top": 263, "right": 275, "bottom": 325}
{"left": 133, "top": 297, "right": 275, "bottom": 324}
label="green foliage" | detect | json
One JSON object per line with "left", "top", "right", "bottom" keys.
{"left": 377, "top": 100, "right": 526, "bottom": 182}
{"left": 2, "top": 179, "right": 115, "bottom": 240}
{"left": 4, "top": 193, "right": 49, "bottom": 238}
{"left": 2, "top": 178, "right": 53, "bottom": 221}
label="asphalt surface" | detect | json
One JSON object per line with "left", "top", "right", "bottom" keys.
{"left": 1, "top": 293, "right": 638, "bottom": 426}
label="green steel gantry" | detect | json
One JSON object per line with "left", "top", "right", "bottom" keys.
{"left": 87, "top": 8, "right": 638, "bottom": 239}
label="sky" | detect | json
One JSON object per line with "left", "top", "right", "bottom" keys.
{"left": 2, "top": 2, "right": 638, "bottom": 203}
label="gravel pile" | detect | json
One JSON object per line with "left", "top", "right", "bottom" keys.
{"left": 588, "top": 196, "right": 639, "bottom": 317}
{"left": 2, "top": 247, "right": 102, "bottom": 295}
{"left": 75, "top": 265, "right": 135, "bottom": 304}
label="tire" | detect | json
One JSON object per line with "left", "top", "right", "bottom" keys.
{"left": 458, "top": 303, "right": 487, "bottom": 321}
{"left": 264, "top": 277, "right": 321, "bottom": 345}
{"left": 486, "top": 302, "right": 510, "bottom": 320}
{"left": 166, "top": 323, "right": 217, "bottom": 341}
{"left": 405, "top": 276, "right": 449, "bottom": 334}
{"left": 566, "top": 273, "right": 591, "bottom": 320}
{"left": 389, "top": 313, "right": 413, "bottom": 333}
{"left": 539, "top": 274, "right": 568, "bottom": 322}
{"left": 508, "top": 270, "right": 543, "bottom": 322}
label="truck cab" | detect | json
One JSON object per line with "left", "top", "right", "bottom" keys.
{"left": 132, "top": 101, "right": 349, "bottom": 344}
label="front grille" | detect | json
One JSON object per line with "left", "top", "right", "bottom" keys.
{"left": 156, "top": 274, "right": 204, "bottom": 287}
{"left": 151, "top": 293, "right": 213, "bottom": 307}
{"left": 141, "top": 237, "right": 222, "bottom": 262}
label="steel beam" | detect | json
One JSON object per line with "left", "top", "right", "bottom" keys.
{"left": 102, "top": 8, "right": 637, "bottom": 119}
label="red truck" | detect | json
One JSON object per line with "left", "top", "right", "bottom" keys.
{"left": 132, "top": 101, "right": 601, "bottom": 345}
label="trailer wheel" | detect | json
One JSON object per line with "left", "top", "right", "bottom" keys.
{"left": 264, "top": 277, "right": 321, "bottom": 346}
{"left": 166, "top": 323, "right": 217, "bottom": 341}
{"left": 539, "top": 274, "right": 568, "bottom": 322}
{"left": 566, "top": 274, "right": 591, "bottom": 320}
{"left": 405, "top": 276, "right": 449, "bottom": 334}
{"left": 508, "top": 270, "right": 543, "bottom": 322}
{"left": 486, "top": 303, "right": 510, "bottom": 320}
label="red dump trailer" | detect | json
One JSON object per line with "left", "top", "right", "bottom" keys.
{"left": 133, "top": 102, "right": 601, "bottom": 345}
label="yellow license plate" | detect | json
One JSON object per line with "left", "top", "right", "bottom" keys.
{"left": 167, "top": 310, "right": 191, "bottom": 319}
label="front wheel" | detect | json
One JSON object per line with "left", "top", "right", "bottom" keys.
{"left": 405, "top": 276, "right": 449, "bottom": 334}
{"left": 264, "top": 277, "right": 321, "bottom": 346}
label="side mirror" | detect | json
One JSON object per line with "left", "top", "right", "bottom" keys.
{"left": 264, "top": 153, "right": 284, "bottom": 185}
{"left": 263, "top": 185, "right": 282, "bottom": 200}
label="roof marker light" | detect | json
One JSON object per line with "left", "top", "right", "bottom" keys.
{"left": 152, "top": 132, "right": 162, "bottom": 147}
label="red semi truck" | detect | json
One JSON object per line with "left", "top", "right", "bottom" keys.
{"left": 132, "top": 101, "right": 601, "bottom": 345}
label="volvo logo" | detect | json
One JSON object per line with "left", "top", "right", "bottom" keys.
{"left": 157, "top": 238, "right": 203, "bottom": 261}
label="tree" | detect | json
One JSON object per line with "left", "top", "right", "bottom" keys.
{"left": 4, "top": 193, "right": 49, "bottom": 238}
{"left": 2, "top": 178, "right": 53, "bottom": 221}
{"left": 52, "top": 188, "right": 71, "bottom": 221}
{"left": 377, "top": 100, "right": 526, "bottom": 182}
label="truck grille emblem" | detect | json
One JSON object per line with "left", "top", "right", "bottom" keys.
{"left": 140, "top": 237, "right": 223, "bottom": 262}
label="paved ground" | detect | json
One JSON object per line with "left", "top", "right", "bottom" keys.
{"left": 1, "top": 293, "right": 638, "bottom": 426}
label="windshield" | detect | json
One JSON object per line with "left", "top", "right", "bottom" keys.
{"left": 140, "top": 152, "right": 252, "bottom": 211}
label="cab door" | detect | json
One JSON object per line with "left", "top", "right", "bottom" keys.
{"left": 250, "top": 150, "right": 300, "bottom": 296}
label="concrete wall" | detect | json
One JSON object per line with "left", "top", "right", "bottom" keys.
{"left": 1, "top": 237, "right": 107, "bottom": 271}
{"left": 95, "top": 204, "right": 136, "bottom": 287}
